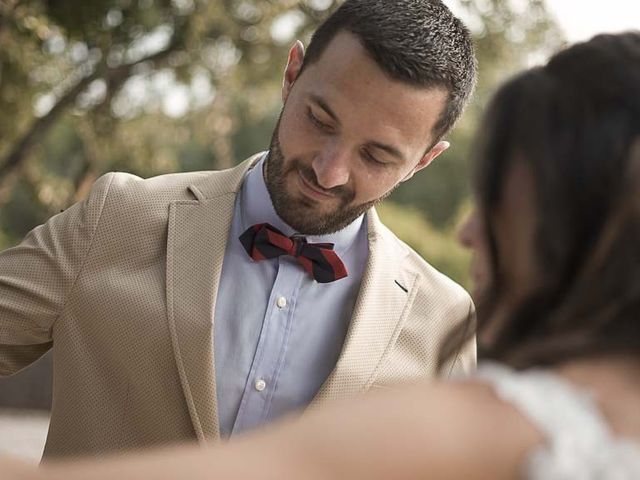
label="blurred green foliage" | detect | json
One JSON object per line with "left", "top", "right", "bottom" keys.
{"left": 0, "top": 0, "right": 563, "bottom": 285}
{"left": 377, "top": 201, "right": 472, "bottom": 288}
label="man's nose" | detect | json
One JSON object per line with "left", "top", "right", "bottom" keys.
{"left": 311, "top": 145, "right": 351, "bottom": 190}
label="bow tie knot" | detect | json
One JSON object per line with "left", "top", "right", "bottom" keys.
{"left": 288, "top": 235, "right": 306, "bottom": 257}
{"left": 240, "top": 223, "right": 348, "bottom": 283}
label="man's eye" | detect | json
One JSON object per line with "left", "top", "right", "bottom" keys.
{"left": 362, "top": 150, "right": 386, "bottom": 166}
{"left": 307, "top": 109, "right": 331, "bottom": 131}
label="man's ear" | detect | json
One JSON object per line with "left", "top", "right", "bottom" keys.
{"left": 401, "top": 140, "right": 450, "bottom": 182}
{"left": 282, "top": 40, "right": 305, "bottom": 103}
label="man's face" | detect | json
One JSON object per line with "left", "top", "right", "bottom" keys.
{"left": 265, "top": 32, "right": 449, "bottom": 235}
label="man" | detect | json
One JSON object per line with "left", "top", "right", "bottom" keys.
{"left": 0, "top": 0, "right": 477, "bottom": 459}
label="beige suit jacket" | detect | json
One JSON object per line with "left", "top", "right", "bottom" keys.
{"left": 0, "top": 155, "right": 475, "bottom": 459}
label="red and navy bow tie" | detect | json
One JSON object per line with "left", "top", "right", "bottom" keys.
{"left": 239, "top": 223, "right": 348, "bottom": 283}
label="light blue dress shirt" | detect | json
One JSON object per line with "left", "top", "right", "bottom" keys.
{"left": 213, "top": 156, "right": 369, "bottom": 438}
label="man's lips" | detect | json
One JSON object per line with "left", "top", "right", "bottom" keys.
{"left": 297, "top": 170, "right": 336, "bottom": 200}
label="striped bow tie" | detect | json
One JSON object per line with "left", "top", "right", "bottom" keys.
{"left": 239, "top": 223, "right": 348, "bottom": 283}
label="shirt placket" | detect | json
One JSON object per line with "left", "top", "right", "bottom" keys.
{"left": 230, "top": 257, "right": 303, "bottom": 435}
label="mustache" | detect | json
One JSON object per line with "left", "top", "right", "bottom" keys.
{"left": 296, "top": 163, "right": 352, "bottom": 199}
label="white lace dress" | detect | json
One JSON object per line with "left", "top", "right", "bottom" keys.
{"left": 474, "top": 362, "right": 640, "bottom": 479}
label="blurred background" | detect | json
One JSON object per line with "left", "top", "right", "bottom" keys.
{"left": 0, "top": 0, "right": 637, "bottom": 461}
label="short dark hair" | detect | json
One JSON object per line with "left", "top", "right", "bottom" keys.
{"left": 301, "top": 0, "right": 477, "bottom": 142}
{"left": 439, "top": 31, "right": 640, "bottom": 370}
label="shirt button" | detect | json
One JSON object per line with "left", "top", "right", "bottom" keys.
{"left": 276, "top": 296, "right": 287, "bottom": 309}
{"left": 254, "top": 379, "right": 267, "bottom": 392}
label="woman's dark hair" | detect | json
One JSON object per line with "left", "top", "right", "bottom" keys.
{"left": 439, "top": 31, "right": 640, "bottom": 370}
{"left": 299, "top": 0, "right": 477, "bottom": 143}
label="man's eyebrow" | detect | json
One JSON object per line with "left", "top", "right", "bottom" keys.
{"left": 309, "top": 94, "right": 340, "bottom": 125}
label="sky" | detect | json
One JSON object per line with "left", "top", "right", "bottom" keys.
{"left": 444, "top": 0, "right": 639, "bottom": 43}
{"left": 544, "top": 0, "right": 639, "bottom": 42}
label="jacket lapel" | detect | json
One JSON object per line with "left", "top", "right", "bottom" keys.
{"left": 312, "top": 208, "right": 417, "bottom": 406}
{"left": 165, "top": 156, "right": 260, "bottom": 441}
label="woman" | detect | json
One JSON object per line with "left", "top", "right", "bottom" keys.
{"left": 4, "top": 31, "right": 640, "bottom": 479}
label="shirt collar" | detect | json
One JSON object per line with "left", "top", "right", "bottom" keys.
{"left": 239, "top": 154, "right": 365, "bottom": 256}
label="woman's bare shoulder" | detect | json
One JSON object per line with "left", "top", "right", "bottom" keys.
{"left": 269, "top": 379, "right": 545, "bottom": 480}
{"left": 0, "top": 457, "right": 38, "bottom": 480}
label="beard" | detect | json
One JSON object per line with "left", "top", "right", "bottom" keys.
{"left": 264, "top": 115, "right": 392, "bottom": 235}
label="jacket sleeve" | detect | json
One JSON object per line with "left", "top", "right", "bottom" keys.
{"left": 0, "top": 173, "right": 114, "bottom": 376}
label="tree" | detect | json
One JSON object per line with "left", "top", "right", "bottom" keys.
{"left": 0, "top": 0, "right": 562, "bottom": 264}
{"left": 0, "top": 0, "right": 341, "bottom": 245}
